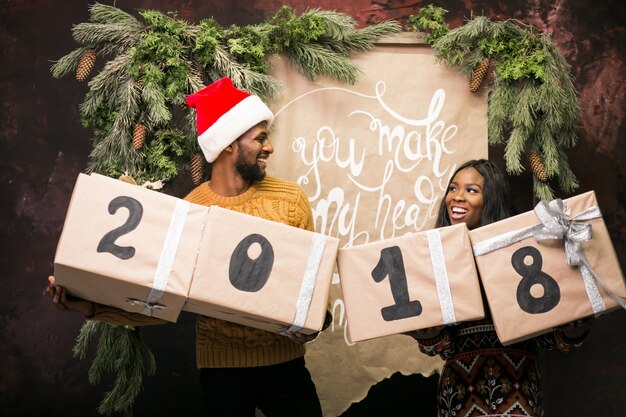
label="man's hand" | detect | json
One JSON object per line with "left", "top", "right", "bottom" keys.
{"left": 44, "top": 275, "right": 95, "bottom": 317}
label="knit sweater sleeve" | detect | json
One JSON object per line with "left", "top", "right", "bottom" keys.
{"left": 293, "top": 186, "right": 314, "bottom": 232}
{"left": 408, "top": 327, "right": 456, "bottom": 358}
{"left": 535, "top": 323, "right": 590, "bottom": 352}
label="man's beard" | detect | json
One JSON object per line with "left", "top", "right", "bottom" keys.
{"left": 235, "top": 145, "right": 266, "bottom": 183}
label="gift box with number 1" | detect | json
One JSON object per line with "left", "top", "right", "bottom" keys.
{"left": 337, "top": 222, "right": 485, "bottom": 343}
{"left": 469, "top": 190, "right": 626, "bottom": 345}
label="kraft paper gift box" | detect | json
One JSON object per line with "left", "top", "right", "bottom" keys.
{"left": 337, "top": 223, "right": 485, "bottom": 343}
{"left": 54, "top": 173, "right": 209, "bottom": 322}
{"left": 469, "top": 190, "right": 626, "bottom": 346}
{"left": 183, "top": 206, "right": 339, "bottom": 335}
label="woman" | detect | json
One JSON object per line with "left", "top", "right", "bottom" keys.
{"left": 409, "top": 159, "right": 588, "bottom": 417}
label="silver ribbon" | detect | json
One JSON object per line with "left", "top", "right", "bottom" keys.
{"left": 279, "top": 233, "right": 327, "bottom": 335}
{"left": 126, "top": 199, "right": 191, "bottom": 316}
{"left": 126, "top": 298, "right": 166, "bottom": 312}
{"left": 426, "top": 229, "right": 456, "bottom": 324}
{"left": 473, "top": 199, "right": 626, "bottom": 314}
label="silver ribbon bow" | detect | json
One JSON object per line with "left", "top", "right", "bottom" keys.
{"left": 473, "top": 199, "right": 626, "bottom": 314}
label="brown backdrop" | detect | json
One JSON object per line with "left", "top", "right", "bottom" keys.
{"left": 1, "top": 1, "right": 625, "bottom": 416}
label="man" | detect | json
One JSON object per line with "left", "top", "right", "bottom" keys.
{"left": 45, "top": 77, "right": 327, "bottom": 417}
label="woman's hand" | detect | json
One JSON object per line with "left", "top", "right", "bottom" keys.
{"left": 404, "top": 325, "right": 445, "bottom": 340}
{"left": 560, "top": 317, "right": 592, "bottom": 339}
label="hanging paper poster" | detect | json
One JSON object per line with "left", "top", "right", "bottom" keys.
{"left": 267, "top": 32, "right": 488, "bottom": 416}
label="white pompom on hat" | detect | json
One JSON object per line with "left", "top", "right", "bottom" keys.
{"left": 186, "top": 77, "right": 274, "bottom": 163}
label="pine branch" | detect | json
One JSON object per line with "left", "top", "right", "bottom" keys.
{"left": 504, "top": 125, "right": 529, "bottom": 175}
{"left": 72, "top": 320, "right": 100, "bottom": 359}
{"left": 304, "top": 9, "right": 357, "bottom": 40}
{"left": 50, "top": 47, "right": 92, "bottom": 78}
{"left": 432, "top": 16, "right": 492, "bottom": 71}
{"left": 406, "top": 5, "right": 450, "bottom": 44}
{"left": 540, "top": 38, "right": 579, "bottom": 148}
{"left": 211, "top": 46, "right": 281, "bottom": 100}
{"left": 87, "top": 50, "right": 134, "bottom": 93}
{"left": 186, "top": 64, "right": 207, "bottom": 93}
{"left": 88, "top": 3, "right": 138, "bottom": 25}
{"left": 88, "top": 323, "right": 119, "bottom": 384}
{"left": 337, "top": 20, "right": 403, "bottom": 54}
{"left": 183, "top": 110, "right": 200, "bottom": 151}
{"left": 487, "top": 76, "right": 516, "bottom": 144}
{"left": 556, "top": 148, "right": 579, "bottom": 193}
{"left": 533, "top": 178, "right": 555, "bottom": 201}
{"left": 288, "top": 43, "right": 361, "bottom": 84}
{"left": 72, "top": 322, "right": 155, "bottom": 416}
{"left": 533, "top": 120, "right": 559, "bottom": 176}
{"left": 72, "top": 22, "right": 143, "bottom": 56}
{"left": 88, "top": 78, "right": 142, "bottom": 177}
{"left": 141, "top": 82, "right": 171, "bottom": 126}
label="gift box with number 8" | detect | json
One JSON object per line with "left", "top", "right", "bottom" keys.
{"left": 469, "top": 190, "right": 626, "bottom": 345}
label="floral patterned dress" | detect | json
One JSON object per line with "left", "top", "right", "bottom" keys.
{"left": 415, "top": 316, "right": 586, "bottom": 417}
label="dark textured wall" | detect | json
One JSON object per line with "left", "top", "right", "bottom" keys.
{"left": 1, "top": 1, "right": 624, "bottom": 416}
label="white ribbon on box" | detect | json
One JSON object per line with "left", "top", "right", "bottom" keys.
{"left": 127, "top": 199, "right": 191, "bottom": 316}
{"left": 426, "top": 229, "right": 457, "bottom": 325}
{"left": 279, "top": 233, "right": 327, "bottom": 334}
{"left": 472, "top": 199, "right": 626, "bottom": 314}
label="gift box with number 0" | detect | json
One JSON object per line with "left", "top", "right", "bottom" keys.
{"left": 54, "top": 173, "right": 209, "bottom": 322}
{"left": 337, "top": 223, "right": 485, "bottom": 343}
{"left": 183, "top": 206, "right": 339, "bottom": 335}
{"left": 469, "top": 190, "right": 626, "bottom": 345}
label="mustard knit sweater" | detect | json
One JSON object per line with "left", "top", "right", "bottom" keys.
{"left": 91, "top": 176, "right": 315, "bottom": 368}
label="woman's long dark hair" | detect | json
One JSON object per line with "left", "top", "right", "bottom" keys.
{"left": 435, "top": 159, "right": 516, "bottom": 228}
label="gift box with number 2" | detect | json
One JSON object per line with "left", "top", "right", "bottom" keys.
{"left": 469, "top": 190, "right": 626, "bottom": 345}
{"left": 54, "top": 173, "right": 209, "bottom": 322}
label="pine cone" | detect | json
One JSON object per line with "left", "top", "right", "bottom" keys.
{"left": 132, "top": 123, "right": 147, "bottom": 150}
{"left": 190, "top": 153, "right": 205, "bottom": 185}
{"left": 118, "top": 174, "right": 137, "bottom": 185}
{"left": 469, "top": 58, "right": 490, "bottom": 93}
{"left": 528, "top": 150, "right": 549, "bottom": 182}
{"left": 75, "top": 50, "right": 96, "bottom": 82}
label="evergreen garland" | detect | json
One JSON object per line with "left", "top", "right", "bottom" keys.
{"left": 51, "top": 3, "right": 400, "bottom": 414}
{"left": 408, "top": 5, "right": 580, "bottom": 200}
{"left": 51, "top": 2, "right": 401, "bottom": 187}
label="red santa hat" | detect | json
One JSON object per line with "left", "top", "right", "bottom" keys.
{"left": 186, "top": 77, "right": 274, "bottom": 163}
